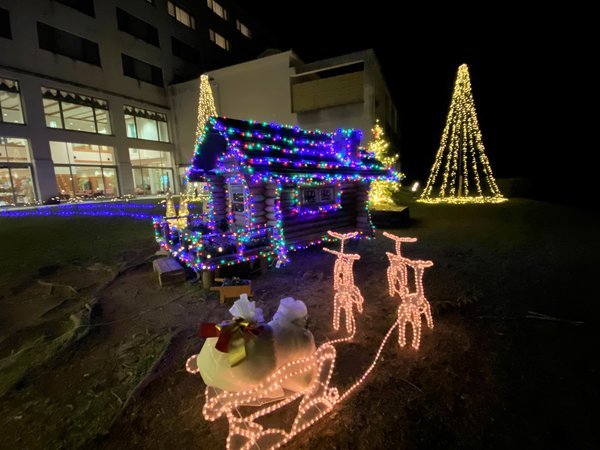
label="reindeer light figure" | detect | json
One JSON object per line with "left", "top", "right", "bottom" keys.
{"left": 383, "top": 231, "right": 417, "bottom": 296}
{"left": 384, "top": 232, "right": 434, "bottom": 350}
{"left": 323, "top": 231, "right": 364, "bottom": 335}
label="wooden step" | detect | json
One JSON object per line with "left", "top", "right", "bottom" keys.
{"left": 153, "top": 257, "right": 186, "bottom": 287}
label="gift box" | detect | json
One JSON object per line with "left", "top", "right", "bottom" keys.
{"left": 196, "top": 295, "right": 315, "bottom": 394}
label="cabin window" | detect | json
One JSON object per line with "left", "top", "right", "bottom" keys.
{"left": 295, "top": 184, "right": 341, "bottom": 215}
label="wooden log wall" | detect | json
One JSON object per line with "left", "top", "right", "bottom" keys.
{"left": 205, "top": 174, "right": 227, "bottom": 223}
{"left": 264, "top": 182, "right": 279, "bottom": 227}
{"left": 248, "top": 182, "right": 267, "bottom": 226}
{"left": 280, "top": 181, "right": 362, "bottom": 245}
{"left": 355, "top": 182, "right": 372, "bottom": 234}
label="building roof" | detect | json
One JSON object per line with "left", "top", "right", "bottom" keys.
{"left": 188, "top": 116, "right": 393, "bottom": 184}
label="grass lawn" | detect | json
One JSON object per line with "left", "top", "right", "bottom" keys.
{"left": 0, "top": 216, "right": 156, "bottom": 288}
{"left": 0, "top": 195, "right": 597, "bottom": 449}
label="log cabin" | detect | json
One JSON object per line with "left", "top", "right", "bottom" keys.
{"left": 153, "top": 117, "right": 394, "bottom": 272}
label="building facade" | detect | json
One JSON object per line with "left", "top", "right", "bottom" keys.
{"left": 170, "top": 49, "right": 400, "bottom": 176}
{"left": 0, "top": 0, "right": 273, "bottom": 205}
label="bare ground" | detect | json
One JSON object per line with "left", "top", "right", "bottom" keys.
{"left": 0, "top": 197, "right": 597, "bottom": 449}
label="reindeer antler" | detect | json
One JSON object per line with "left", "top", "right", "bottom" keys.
{"left": 327, "top": 230, "right": 359, "bottom": 253}
{"left": 383, "top": 232, "right": 417, "bottom": 257}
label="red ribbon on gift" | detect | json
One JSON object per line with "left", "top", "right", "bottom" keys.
{"left": 199, "top": 318, "right": 263, "bottom": 366}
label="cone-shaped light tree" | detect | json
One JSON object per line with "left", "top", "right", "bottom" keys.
{"left": 420, "top": 64, "right": 506, "bottom": 204}
{"left": 194, "top": 74, "right": 217, "bottom": 147}
{"left": 368, "top": 120, "right": 402, "bottom": 206}
{"left": 185, "top": 74, "right": 218, "bottom": 199}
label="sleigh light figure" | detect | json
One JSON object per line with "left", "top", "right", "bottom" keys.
{"left": 384, "top": 232, "right": 434, "bottom": 350}
{"left": 323, "top": 231, "right": 364, "bottom": 334}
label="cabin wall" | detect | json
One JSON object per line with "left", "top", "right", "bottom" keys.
{"left": 281, "top": 181, "right": 372, "bottom": 245}
{"left": 248, "top": 182, "right": 267, "bottom": 227}
{"left": 206, "top": 174, "right": 227, "bottom": 227}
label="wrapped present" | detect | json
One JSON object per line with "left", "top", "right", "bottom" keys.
{"left": 196, "top": 294, "right": 315, "bottom": 394}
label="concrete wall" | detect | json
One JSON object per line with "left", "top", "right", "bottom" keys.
{"left": 209, "top": 51, "right": 297, "bottom": 125}
{"left": 169, "top": 51, "right": 299, "bottom": 166}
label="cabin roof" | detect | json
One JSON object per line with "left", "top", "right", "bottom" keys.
{"left": 188, "top": 117, "right": 394, "bottom": 183}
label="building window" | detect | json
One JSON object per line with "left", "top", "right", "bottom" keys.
{"left": 167, "top": 1, "right": 195, "bottom": 29}
{"left": 0, "top": 137, "right": 36, "bottom": 205}
{"left": 171, "top": 37, "right": 200, "bottom": 63}
{"left": 0, "top": 78, "right": 25, "bottom": 124}
{"left": 117, "top": 8, "right": 159, "bottom": 47}
{"left": 1, "top": 7, "right": 12, "bottom": 40}
{"left": 236, "top": 20, "right": 251, "bottom": 38}
{"left": 50, "top": 141, "right": 119, "bottom": 198}
{"left": 54, "top": 0, "right": 95, "bottom": 17}
{"left": 129, "top": 148, "right": 174, "bottom": 195}
{"left": 209, "top": 29, "right": 230, "bottom": 51}
{"left": 207, "top": 0, "right": 227, "bottom": 20}
{"left": 121, "top": 54, "right": 164, "bottom": 87}
{"left": 124, "top": 106, "right": 170, "bottom": 142}
{"left": 41, "top": 87, "right": 111, "bottom": 134}
{"left": 37, "top": 22, "right": 101, "bottom": 66}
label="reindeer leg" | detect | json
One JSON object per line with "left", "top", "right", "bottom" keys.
{"left": 333, "top": 292, "right": 341, "bottom": 331}
{"left": 422, "top": 301, "right": 434, "bottom": 329}
{"left": 412, "top": 309, "right": 422, "bottom": 350}
{"left": 397, "top": 306, "right": 407, "bottom": 347}
{"left": 387, "top": 266, "right": 395, "bottom": 296}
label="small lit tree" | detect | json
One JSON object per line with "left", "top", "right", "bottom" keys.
{"left": 369, "top": 120, "right": 400, "bottom": 206}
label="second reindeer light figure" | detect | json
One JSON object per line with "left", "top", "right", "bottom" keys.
{"left": 384, "top": 232, "right": 434, "bottom": 350}
{"left": 323, "top": 231, "right": 364, "bottom": 335}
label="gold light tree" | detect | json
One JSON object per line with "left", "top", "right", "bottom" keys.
{"left": 368, "top": 120, "right": 401, "bottom": 205}
{"left": 420, "top": 64, "right": 506, "bottom": 204}
{"left": 195, "top": 74, "right": 218, "bottom": 146}
{"left": 186, "top": 74, "right": 218, "bottom": 201}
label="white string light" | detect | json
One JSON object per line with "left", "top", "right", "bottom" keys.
{"left": 384, "top": 232, "right": 434, "bottom": 350}
{"left": 184, "top": 231, "right": 437, "bottom": 449}
{"left": 323, "top": 231, "right": 364, "bottom": 334}
{"left": 186, "top": 318, "right": 400, "bottom": 450}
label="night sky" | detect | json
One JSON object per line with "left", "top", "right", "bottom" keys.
{"left": 251, "top": 2, "right": 594, "bottom": 205}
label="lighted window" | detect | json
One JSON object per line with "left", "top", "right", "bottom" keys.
{"left": 124, "top": 105, "right": 170, "bottom": 142}
{"left": 49, "top": 141, "right": 118, "bottom": 198}
{"left": 167, "top": 1, "right": 195, "bottom": 29}
{"left": 0, "top": 78, "right": 25, "bottom": 124}
{"left": 209, "top": 29, "right": 230, "bottom": 51}
{"left": 294, "top": 184, "right": 341, "bottom": 215}
{"left": 0, "top": 136, "right": 35, "bottom": 205}
{"left": 41, "top": 87, "right": 111, "bottom": 134}
{"left": 129, "top": 148, "right": 174, "bottom": 195}
{"left": 236, "top": 20, "right": 251, "bottom": 38}
{"left": 207, "top": 0, "right": 227, "bottom": 20}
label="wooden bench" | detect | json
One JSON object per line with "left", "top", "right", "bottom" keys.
{"left": 210, "top": 278, "right": 252, "bottom": 304}
{"left": 153, "top": 257, "right": 186, "bottom": 287}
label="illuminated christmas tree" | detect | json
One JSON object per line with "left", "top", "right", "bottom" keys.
{"left": 195, "top": 74, "right": 217, "bottom": 146}
{"left": 177, "top": 193, "right": 189, "bottom": 229}
{"left": 368, "top": 120, "right": 401, "bottom": 205}
{"left": 165, "top": 188, "right": 177, "bottom": 218}
{"left": 420, "top": 64, "right": 506, "bottom": 204}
